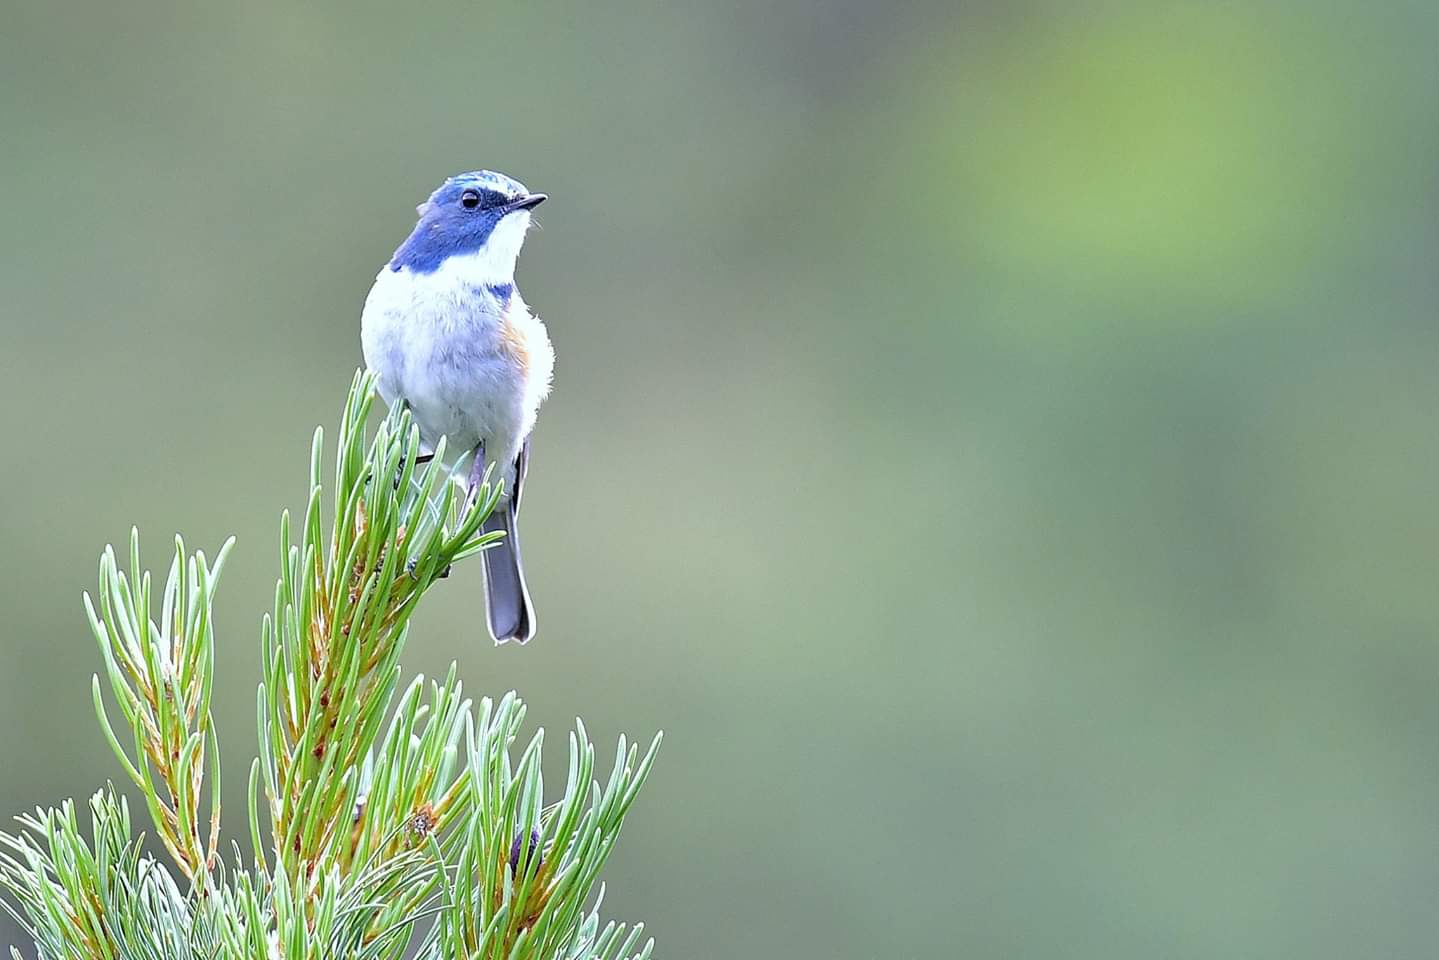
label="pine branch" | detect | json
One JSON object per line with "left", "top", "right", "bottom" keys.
{"left": 84, "top": 532, "right": 231, "bottom": 885}
{"left": 258, "top": 371, "right": 500, "bottom": 886}
{"left": 1, "top": 371, "right": 661, "bottom": 960}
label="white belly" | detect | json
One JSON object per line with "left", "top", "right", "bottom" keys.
{"left": 360, "top": 258, "right": 553, "bottom": 494}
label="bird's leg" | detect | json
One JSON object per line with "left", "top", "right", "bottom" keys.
{"left": 389, "top": 398, "right": 434, "bottom": 485}
{"left": 392, "top": 451, "right": 435, "bottom": 490}
{"left": 466, "top": 441, "right": 488, "bottom": 496}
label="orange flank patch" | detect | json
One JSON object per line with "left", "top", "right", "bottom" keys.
{"left": 498, "top": 305, "right": 531, "bottom": 374}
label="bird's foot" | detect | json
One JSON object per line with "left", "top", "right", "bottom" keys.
{"left": 406, "top": 558, "right": 452, "bottom": 580}
{"left": 392, "top": 452, "right": 436, "bottom": 490}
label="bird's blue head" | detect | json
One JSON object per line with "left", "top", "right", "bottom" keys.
{"left": 389, "top": 170, "right": 546, "bottom": 276}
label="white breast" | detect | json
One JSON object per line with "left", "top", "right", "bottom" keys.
{"left": 360, "top": 252, "right": 553, "bottom": 492}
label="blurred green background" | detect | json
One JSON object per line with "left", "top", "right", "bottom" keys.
{"left": 2, "top": 1, "right": 1437, "bottom": 956}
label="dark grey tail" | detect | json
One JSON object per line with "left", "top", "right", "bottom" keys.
{"left": 481, "top": 500, "right": 535, "bottom": 644}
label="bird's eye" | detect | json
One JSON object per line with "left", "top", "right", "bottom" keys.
{"left": 461, "top": 190, "right": 481, "bottom": 209}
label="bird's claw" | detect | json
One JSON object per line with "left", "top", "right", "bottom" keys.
{"left": 405, "top": 558, "right": 451, "bottom": 580}
{"left": 391, "top": 452, "right": 436, "bottom": 490}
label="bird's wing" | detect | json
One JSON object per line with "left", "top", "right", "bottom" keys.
{"left": 511, "top": 437, "right": 530, "bottom": 512}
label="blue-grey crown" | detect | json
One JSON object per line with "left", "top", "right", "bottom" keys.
{"left": 389, "top": 170, "right": 537, "bottom": 274}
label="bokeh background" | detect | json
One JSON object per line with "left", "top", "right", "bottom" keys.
{"left": 3, "top": 1, "right": 1438, "bottom": 956}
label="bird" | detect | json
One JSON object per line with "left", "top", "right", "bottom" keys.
{"left": 360, "top": 170, "right": 554, "bottom": 644}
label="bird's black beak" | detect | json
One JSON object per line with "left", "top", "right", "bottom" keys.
{"left": 508, "top": 193, "right": 547, "bottom": 212}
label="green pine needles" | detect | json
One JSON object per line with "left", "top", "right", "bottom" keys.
{"left": 0, "top": 371, "right": 661, "bottom": 960}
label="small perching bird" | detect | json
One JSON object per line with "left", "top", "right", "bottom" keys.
{"left": 360, "top": 170, "right": 554, "bottom": 644}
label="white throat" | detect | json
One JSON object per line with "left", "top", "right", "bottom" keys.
{"left": 444, "top": 210, "right": 531, "bottom": 285}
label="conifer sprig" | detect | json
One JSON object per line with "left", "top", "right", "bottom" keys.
{"left": 0, "top": 371, "right": 661, "bottom": 960}
{"left": 85, "top": 532, "right": 232, "bottom": 885}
